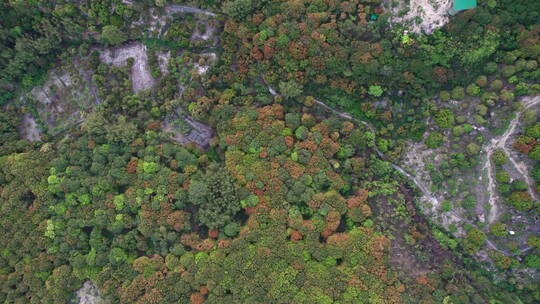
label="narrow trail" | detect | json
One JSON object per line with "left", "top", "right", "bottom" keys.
{"left": 315, "top": 99, "right": 440, "bottom": 207}
{"left": 166, "top": 5, "right": 216, "bottom": 16}
{"left": 274, "top": 89, "right": 441, "bottom": 207}
{"left": 267, "top": 84, "right": 538, "bottom": 258}
{"left": 482, "top": 95, "right": 540, "bottom": 224}
{"left": 317, "top": 95, "right": 532, "bottom": 258}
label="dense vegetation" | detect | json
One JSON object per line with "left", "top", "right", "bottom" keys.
{"left": 1, "top": 0, "right": 539, "bottom": 303}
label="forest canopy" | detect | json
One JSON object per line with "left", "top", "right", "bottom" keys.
{"left": 1, "top": 0, "right": 539, "bottom": 304}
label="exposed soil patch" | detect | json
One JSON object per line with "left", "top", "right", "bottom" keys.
{"left": 382, "top": 185, "right": 458, "bottom": 277}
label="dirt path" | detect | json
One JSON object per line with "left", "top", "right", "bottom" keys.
{"left": 267, "top": 84, "right": 442, "bottom": 208}
{"left": 315, "top": 94, "right": 524, "bottom": 257}
{"left": 315, "top": 99, "right": 444, "bottom": 209}
{"left": 482, "top": 95, "right": 540, "bottom": 224}
{"left": 267, "top": 84, "right": 534, "bottom": 258}
{"left": 508, "top": 153, "right": 538, "bottom": 201}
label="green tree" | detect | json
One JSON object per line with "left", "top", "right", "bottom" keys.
{"left": 106, "top": 115, "right": 137, "bottom": 144}
{"left": 490, "top": 79, "right": 504, "bottom": 91}
{"left": 224, "top": 222, "right": 240, "bottom": 237}
{"left": 500, "top": 90, "right": 515, "bottom": 102}
{"left": 464, "top": 229, "right": 486, "bottom": 254}
{"left": 109, "top": 247, "right": 128, "bottom": 265}
{"left": 490, "top": 222, "right": 507, "bottom": 237}
{"left": 223, "top": 0, "right": 255, "bottom": 21}
{"left": 511, "top": 179, "right": 528, "bottom": 191}
{"left": 492, "top": 149, "right": 508, "bottom": 165}
{"left": 476, "top": 75, "right": 488, "bottom": 87}
{"left": 452, "top": 125, "right": 465, "bottom": 137}
{"left": 524, "top": 254, "right": 540, "bottom": 269}
{"left": 435, "top": 109, "right": 455, "bottom": 129}
{"left": 451, "top": 87, "right": 465, "bottom": 100}
{"left": 506, "top": 191, "right": 533, "bottom": 211}
{"left": 501, "top": 65, "right": 516, "bottom": 78}
{"left": 439, "top": 90, "right": 451, "bottom": 102}
{"left": 496, "top": 170, "right": 511, "bottom": 183}
{"left": 368, "top": 85, "right": 383, "bottom": 97}
{"left": 523, "top": 110, "right": 537, "bottom": 125}
{"left": 101, "top": 25, "right": 127, "bottom": 46}
{"left": 466, "top": 143, "right": 480, "bottom": 155}
{"left": 295, "top": 126, "right": 309, "bottom": 140}
{"left": 484, "top": 62, "right": 498, "bottom": 74}
{"left": 489, "top": 250, "right": 512, "bottom": 269}
{"left": 426, "top": 132, "right": 444, "bottom": 148}
{"left": 189, "top": 167, "right": 240, "bottom": 229}
{"left": 527, "top": 236, "right": 540, "bottom": 249}
{"left": 279, "top": 80, "right": 303, "bottom": 99}
{"left": 529, "top": 145, "right": 540, "bottom": 160}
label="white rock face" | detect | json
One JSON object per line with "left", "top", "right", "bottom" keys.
{"left": 74, "top": 281, "right": 105, "bottom": 304}
{"left": 193, "top": 52, "right": 217, "bottom": 76}
{"left": 19, "top": 114, "right": 42, "bottom": 142}
{"left": 19, "top": 66, "right": 99, "bottom": 140}
{"left": 166, "top": 5, "right": 216, "bottom": 16}
{"left": 157, "top": 51, "right": 171, "bottom": 75}
{"left": 100, "top": 41, "right": 155, "bottom": 93}
{"left": 386, "top": 0, "right": 454, "bottom": 34}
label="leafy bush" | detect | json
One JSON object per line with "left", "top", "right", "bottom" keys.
{"left": 451, "top": 87, "right": 465, "bottom": 100}
{"left": 492, "top": 149, "right": 508, "bottom": 165}
{"left": 223, "top": 0, "right": 255, "bottom": 21}
{"left": 490, "top": 222, "right": 507, "bottom": 237}
{"left": 524, "top": 254, "right": 540, "bottom": 269}
{"left": 426, "top": 132, "right": 444, "bottom": 148}
{"left": 440, "top": 90, "right": 451, "bottom": 101}
{"left": 279, "top": 80, "right": 303, "bottom": 99}
{"left": 506, "top": 191, "right": 533, "bottom": 211}
{"left": 368, "top": 85, "right": 383, "bottom": 97}
{"left": 463, "top": 229, "right": 486, "bottom": 254}
{"left": 466, "top": 84, "right": 481, "bottom": 96}
{"left": 101, "top": 25, "right": 127, "bottom": 46}
{"left": 490, "top": 79, "right": 504, "bottom": 91}
{"left": 435, "top": 109, "right": 455, "bottom": 129}
{"left": 189, "top": 169, "right": 240, "bottom": 229}
{"left": 466, "top": 143, "right": 480, "bottom": 155}
{"left": 109, "top": 248, "right": 128, "bottom": 265}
